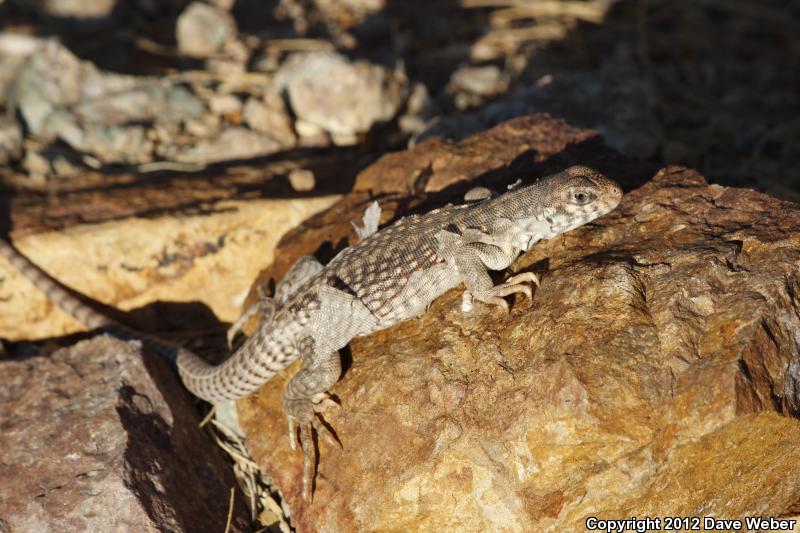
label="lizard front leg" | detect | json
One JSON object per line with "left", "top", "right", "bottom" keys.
{"left": 455, "top": 242, "right": 539, "bottom": 313}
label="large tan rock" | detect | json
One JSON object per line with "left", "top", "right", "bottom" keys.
{"left": 0, "top": 336, "right": 250, "bottom": 531}
{"left": 237, "top": 121, "right": 800, "bottom": 530}
{"left": 0, "top": 196, "right": 339, "bottom": 340}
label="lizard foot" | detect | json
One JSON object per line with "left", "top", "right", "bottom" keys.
{"left": 285, "top": 393, "right": 341, "bottom": 500}
{"left": 463, "top": 272, "right": 540, "bottom": 313}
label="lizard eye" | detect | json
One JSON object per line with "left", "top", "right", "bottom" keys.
{"left": 571, "top": 190, "right": 593, "bottom": 205}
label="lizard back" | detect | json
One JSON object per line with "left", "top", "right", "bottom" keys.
{"left": 292, "top": 204, "right": 470, "bottom": 323}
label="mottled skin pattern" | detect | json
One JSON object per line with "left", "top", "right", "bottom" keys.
{"left": 0, "top": 165, "right": 622, "bottom": 499}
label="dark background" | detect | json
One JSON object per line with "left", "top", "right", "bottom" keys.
{"left": 1, "top": 0, "right": 798, "bottom": 200}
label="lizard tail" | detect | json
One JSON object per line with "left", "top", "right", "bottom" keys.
{"left": 176, "top": 325, "right": 289, "bottom": 403}
{"left": 0, "top": 238, "right": 114, "bottom": 331}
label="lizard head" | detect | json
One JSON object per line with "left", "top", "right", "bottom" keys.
{"left": 490, "top": 165, "right": 622, "bottom": 251}
{"left": 536, "top": 165, "right": 623, "bottom": 235}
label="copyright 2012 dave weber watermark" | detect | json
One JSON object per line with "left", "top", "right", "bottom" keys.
{"left": 585, "top": 516, "right": 797, "bottom": 532}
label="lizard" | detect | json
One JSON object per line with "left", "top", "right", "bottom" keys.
{"left": 0, "top": 165, "right": 623, "bottom": 499}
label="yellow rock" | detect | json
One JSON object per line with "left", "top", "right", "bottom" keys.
{"left": 0, "top": 196, "right": 339, "bottom": 340}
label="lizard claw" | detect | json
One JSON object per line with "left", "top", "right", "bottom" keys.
{"left": 485, "top": 296, "right": 510, "bottom": 313}
{"left": 470, "top": 271, "right": 540, "bottom": 312}
{"left": 506, "top": 271, "right": 540, "bottom": 288}
{"left": 285, "top": 395, "right": 341, "bottom": 499}
{"left": 311, "top": 391, "right": 341, "bottom": 412}
{"left": 286, "top": 415, "right": 318, "bottom": 500}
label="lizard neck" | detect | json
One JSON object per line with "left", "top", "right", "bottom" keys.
{"left": 486, "top": 212, "right": 559, "bottom": 253}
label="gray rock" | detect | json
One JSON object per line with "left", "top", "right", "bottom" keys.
{"left": 0, "top": 116, "right": 22, "bottom": 165}
{"left": 74, "top": 84, "right": 204, "bottom": 127}
{"left": 14, "top": 40, "right": 87, "bottom": 138}
{"left": 171, "top": 127, "right": 284, "bottom": 163}
{"left": 274, "top": 51, "right": 407, "bottom": 140}
{"left": 63, "top": 124, "right": 155, "bottom": 165}
{"left": 0, "top": 336, "right": 249, "bottom": 532}
{"left": 13, "top": 40, "right": 205, "bottom": 167}
{"left": 242, "top": 93, "right": 296, "bottom": 146}
{"left": 398, "top": 82, "right": 440, "bottom": 135}
{"left": 176, "top": 2, "right": 237, "bottom": 58}
{"left": 205, "top": 38, "right": 249, "bottom": 75}
{"left": 209, "top": 93, "right": 242, "bottom": 116}
{"left": 0, "top": 33, "right": 41, "bottom": 107}
{"left": 448, "top": 64, "right": 509, "bottom": 109}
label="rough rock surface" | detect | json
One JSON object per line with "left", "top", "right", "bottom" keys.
{"left": 236, "top": 116, "right": 800, "bottom": 531}
{"left": 0, "top": 336, "right": 249, "bottom": 532}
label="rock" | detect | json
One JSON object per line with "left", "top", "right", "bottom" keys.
{"left": 235, "top": 116, "right": 800, "bottom": 530}
{"left": 9, "top": 40, "right": 314, "bottom": 170}
{"left": 293, "top": 119, "right": 328, "bottom": 146}
{"left": 205, "top": 38, "right": 250, "bottom": 75}
{"left": 29, "top": 0, "right": 117, "bottom": 20}
{"left": 0, "top": 336, "right": 250, "bottom": 531}
{"left": 21, "top": 148, "right": 52, "bottom": 185}
{"left": 0, "top": 33, "right": 41, "bottom": 107}
{"left": 13, "top": 40, "right": 206, "bottom": 166}
{"left": 63, "top": 124, "right": 156, "bottom": 165}
{"left": 171, "top": 127, "right": 284, "bottom": 164}
{"left": 398, "top": 82, "right": 440, "bottom": 136}
{"left": 184, "top": 115, "right": 220, "bottom": 138}
{"left": 0, "top": 195, "right": 340, "bottom": 340}
{"left": 209, "top": 0, "right": 235, "bottom": 10}
{"left": 77, "top": 84, "right": 205, "bottom": 127}
{"left": 242, "top": 94, "right": 296, "bottom": 146}
{"left": 209, "top": 93, "right": 243, "bottom": 117}
{"left": 288, "top": 168, "right": 315, "bottom": 192}
{"left": 22, "top": 143, "right": 82, "bottom": 183}
{"left": 274, "top": 51, "right": 407, "bottom": 141}
{"left": 176, "top": 2, "right": 237, "bottom": 58}
{"left": 275, "top": 0, "right": 386, "bottom": 38}
{"left": 448, "top": 64, "right": 509, "bottom": 110}
{"left": 0, "top": 116, "right": 22, "bottom": 165}
{"left": 13, "top": 40, "right": 86, "bottom": 138}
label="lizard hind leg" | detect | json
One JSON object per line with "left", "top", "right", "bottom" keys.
{"left": 228, "top": 256, "right": 323, "bottom": 348}
{"left": 283, "top": 344, "right": 342, "bottom": 500}
{"left": 226, "top": 285, "right": 275, "bottom": 349}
